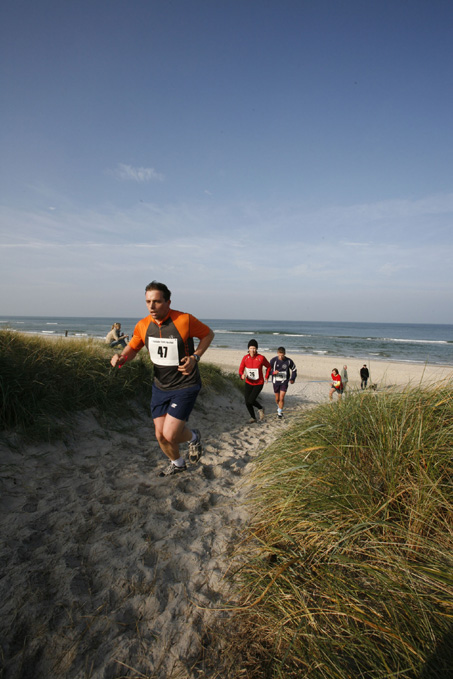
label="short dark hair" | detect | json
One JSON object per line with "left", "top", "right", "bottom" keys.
{"left": 145, "top": 280, "right": 171, "bottom": 301}
{"left": 277, "top": 346, "right": 286, "bottom": 354}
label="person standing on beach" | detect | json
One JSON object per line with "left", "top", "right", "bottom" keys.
{"left": 110, "top": 281, "right": 214, "bottom": 477}
{"left": 360, "top": 364, "right": 369, "bottom": 389}
{"left": 329, "top": 368, "right": 343, "bottom": 401}
{"left": 239, "top": 339, "right": 271, "bottom": 423}
{"left": 269, "top": 346, "right": 297, "bottom": 419}
{"left": 340, "top": 364, "right": 348, "bottom": 392}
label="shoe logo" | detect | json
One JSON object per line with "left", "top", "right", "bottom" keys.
{"left": 171, "top": 402, "right": 177, "bottom": 408}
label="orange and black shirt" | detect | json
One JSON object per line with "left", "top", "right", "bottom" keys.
{"left": 129, "top": 309, "right": 211, "bottom": 391}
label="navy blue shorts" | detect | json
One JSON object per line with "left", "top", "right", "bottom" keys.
{"left": 151, "top": 383, "right": 201, "bottom": 421}
{"left": 273, "top": 381, "right": 289, "bottom": 394}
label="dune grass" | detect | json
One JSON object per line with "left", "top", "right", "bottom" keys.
{"left": 0, "top": 330, "right": 239, "bottom": 439}
{"left": 227, "top": 384, "right": 453, "bottom": 678}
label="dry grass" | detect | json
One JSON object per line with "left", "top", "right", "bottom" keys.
{"left": 0, "top": 330, "right": 241, "bottom": 440}
{"left": 222, "top": 383, "right": 453, "bottom": 678}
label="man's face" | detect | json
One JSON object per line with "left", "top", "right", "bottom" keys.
{"left": 145, "top": 289, "right": 171, "bottom": 321}
{"left": 278, "top": 352, "right": 285, "bottom": 361}
{"left": 248, "top": 345, "right": 257, "bottom": 357}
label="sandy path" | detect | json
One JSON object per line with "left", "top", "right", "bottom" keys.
{"left": 0, "top": 377, "right": 319, "bottom": 679}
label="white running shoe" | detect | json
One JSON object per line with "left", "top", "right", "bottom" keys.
{"left": 158, "top": 461, "right": 187, "bottom": 477}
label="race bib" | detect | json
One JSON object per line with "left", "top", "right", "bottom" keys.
{"left": 275, "top": 371, "right": 287, "bottom": 382}
{"left": 148, "top": 337, "right": 179, "bottom": 366}
{"left": 245, "top": 367, "right": 259, "bottom": 380}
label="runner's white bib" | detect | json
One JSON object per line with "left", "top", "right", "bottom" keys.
{"left": 275, "top": 371, "right": 286, "bottom": 382}
{"left": 245, "top": 367, "right": 259, "bottom": 380}
{"left": 148, "top": 338, "right": 179, "bottom": 366}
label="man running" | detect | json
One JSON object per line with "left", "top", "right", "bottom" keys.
{"left": 329, "top": 368, "right": 343, "bottom": 401}
{"left": 269, "top": 347, "right": 297, "bottom": 419}
{"left": 110, "top": 281, "right": 214, "bottom": 476}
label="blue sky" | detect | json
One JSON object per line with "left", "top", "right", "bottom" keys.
{"left": 1, "top": 0, "right": 452, "bottom": 323}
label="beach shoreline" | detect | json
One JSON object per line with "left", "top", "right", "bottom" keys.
{"left": 11, "top": 331, "right": 453, "bottom": 386}
{"left": 205, "top": 347, "right": 453, "bottom": 388}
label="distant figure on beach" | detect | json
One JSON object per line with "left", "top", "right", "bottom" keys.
{"left": 329, "top": 368, "right": 343, "bottom": 401}
{"left": 360, "top": 364, "right": 369, "bottom": 389}
{"left": 269, "top": 347, "right": 297, "bottom": 419}
{"left": 340, "top": 364, "right": 348, "bottom": 392}
{"left": 105, "top": 323, "right": 129, "bottom": 348}
{"left": 239, "top": 339, "right": 271, "bottom": 423}
{"left": 110, "top": 281, "right": 214, "bottom": 477}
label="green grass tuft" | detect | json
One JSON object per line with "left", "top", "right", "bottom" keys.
{"left": 229, "top": 384, "right": 453, "bottom": 678}
{"left": 0, "top": 331, "right": 242, "bottom": 440}
{"left": 0, "top": 331, "right": 154, "bottom": 438}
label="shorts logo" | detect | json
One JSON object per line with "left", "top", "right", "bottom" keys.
{"left": 171, "top": 402, "right": 178, "bottom": 408}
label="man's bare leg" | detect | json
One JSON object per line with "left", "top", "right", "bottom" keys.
{"left": 154, "top": 414, "right": 193, "bottom": 461}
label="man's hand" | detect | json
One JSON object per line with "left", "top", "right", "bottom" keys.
{"left": 111, "top": 353, "right": 128, "bottom": 368}
{"left": 178, "top": 356, "right": 196, "bottom": 375}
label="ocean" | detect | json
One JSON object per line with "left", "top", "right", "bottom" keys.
{"left": 1, "top": 316, "right": 452, "bottom": 366}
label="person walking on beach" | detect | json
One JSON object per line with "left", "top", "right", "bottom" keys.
{"left": 340, "top": 364, "right": 348, "bottom": 392}
{"left": 239, "top": 339, "right": 271, "bottom": 423}
{"left": 106, "top": 322, "right": 129, "bottom": 348}
{"left": 329, "top": 368, "right": 343, "bottom": 401}
{"left": 360, "top": 364, "right": 369, "bottom": 389}
{"left": 269, "top": 347, "right": 297, "bottom": 419}
{"left": 110, "top": 281, "right": 214, "bottom": 477}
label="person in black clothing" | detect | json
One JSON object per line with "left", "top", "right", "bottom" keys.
{"left": 360, "top": 364, "right": 369, "bottom": 389}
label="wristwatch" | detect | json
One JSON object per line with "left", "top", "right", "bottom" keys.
{"left": 192, "top": 354, "right": 200, "bottom": 362}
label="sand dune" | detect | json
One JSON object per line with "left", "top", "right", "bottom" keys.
{"left": 1, "top": 351, "right": 451, "bottom": 678}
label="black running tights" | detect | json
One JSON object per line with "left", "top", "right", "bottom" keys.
{"left": 244, "top": 382, "right": 264, "bottom": 419}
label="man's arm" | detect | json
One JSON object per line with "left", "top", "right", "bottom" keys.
{"left": 263, "top": 356, "right": 272, "bottom": 381}
{"left": 178, "top": 328, "right": 215, "bottom": 375}
{"left": 110, "top": 343, "right": 139, "bottom": 368}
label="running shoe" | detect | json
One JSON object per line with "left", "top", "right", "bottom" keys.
{"left": 188, "top": 428, "right": 203, "bottom": 463}
{"left": 259, "top": 408, "right": 266, "bottom": 421}
{"left": 158, "top": 461, "right": 187, "bottom": 477}
{"left": 277, "top": 413, "right": 283, "bottom": 420}
{"left": 249, "top": 418, "right": 257, "bottom": 424}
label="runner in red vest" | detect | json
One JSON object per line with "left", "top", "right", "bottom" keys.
{"left": 329, "top": 368, "right": 343, "bottom": 401}
{"left": 111, "top": 281, "right": 214, "bottom": 476}
{"left": 239, "top": 339, "right": 271, "bottom": 423}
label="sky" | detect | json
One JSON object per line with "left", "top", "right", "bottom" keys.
{"left": 1, "top": 0, "right": 452, "bottom": 323}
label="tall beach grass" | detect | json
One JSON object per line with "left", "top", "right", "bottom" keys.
{"left": 0, "top": 330, "right": 238, "bottom": 439}
{"left": 226, "top": 384, "right": 453, "bottom": 678}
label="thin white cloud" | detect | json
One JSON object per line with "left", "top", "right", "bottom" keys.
{"left": 113, "top": 163, "right": 164, "bottom": 183}
{"left": 1, "top": 190, "right": 452, "bottom": 320}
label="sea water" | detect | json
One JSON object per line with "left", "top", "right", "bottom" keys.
{"left": 1, "top": 316, "right": 452, "bottom": 366}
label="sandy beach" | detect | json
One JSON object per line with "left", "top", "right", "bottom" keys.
{"left": 1, "top": 349, "right": 452, "bottom": 678}
{"left": 206, "top": 347, "right": 453, "bottom": 391}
